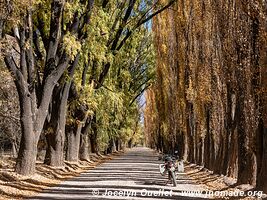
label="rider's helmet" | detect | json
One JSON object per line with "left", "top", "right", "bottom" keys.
{"left": 164, "top": 156, "right": 172, "bottom": 162}
{"left": 174, "top": 150, "right": 179, "bottom": 159}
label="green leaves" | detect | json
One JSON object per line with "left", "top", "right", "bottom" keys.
{"left": 63, "top": 0, "right": 159, "bottom": 150}
{"left": 63, "top": 32, "right": 81, "bottom": 61}
{"left": 1, "top": 0, "right": 169, "bottom": 157}
{"left": 64, "top": 0, "right": 84, "bottom": 25}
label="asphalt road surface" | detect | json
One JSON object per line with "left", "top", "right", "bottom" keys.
{"left": 28, "top": 147, "right": 208, "bottom": 200}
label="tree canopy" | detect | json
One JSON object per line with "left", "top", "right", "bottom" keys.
{"left": 0, "top": 0, "right": 176, "bottom": 175}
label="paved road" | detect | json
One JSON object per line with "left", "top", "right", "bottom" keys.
{"left": 28, "top": 147, "right": 208, "bottom": 200}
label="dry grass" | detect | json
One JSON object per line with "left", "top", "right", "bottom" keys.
{"left": 0, "top": 151, "right": 124, "bottom": 200}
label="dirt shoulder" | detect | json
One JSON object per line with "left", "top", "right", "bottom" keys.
{"left": 185, "top": 163, "right": 266, "bottom": 200}
{"left": 0, "top": 151, "right": 124, "bottom": 200}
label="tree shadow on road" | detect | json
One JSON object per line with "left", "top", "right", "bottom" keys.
{"left": 27, "top": 148, "right": 208, "bottom": 200}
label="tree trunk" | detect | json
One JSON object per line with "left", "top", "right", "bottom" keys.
{"left": 80, "top": 132, "right": 90, "bottom": 161}
{"left": 226, "top": 88, "right": 238, "bottom": 178}
{"left": 89, "top": 114, "right": 98, "bottom": 153}
{"left": 208, "top": 134, "right": 215, "bottom": 172}
{"left": 227, "top": 127, "right": 238, "bottom": 178}
{"left": 182, "top": 131, "right": 189, "bottom": 161}
{"left": 214, "top": 135, "right": 224, "bottom": 174}
{"left": 5, "top": 37, "right": 69, "bottom": 175}
{"left": 44, "top": 55, "right": 79, "bottom": 166}
{"left": 204, "top": 133, "right": 210, "bottom": 169}
{"left": 221, "top": 134, "right": 229, "bottom": 175}
{"left": 15, "top": 132, "right": 38, "bottom": 175}
{"left": 204, "top": 105, "right": 210, "bottom": 168}
{"left": 66, "top": 111, "right": 88, "bottom": 162}
{"left": 199, "top": 138, "right": 204, "bottom": 166}
{"left": 79, "top": 118, "right": 92, "bottom": 161}
{"left": 257, "top": 127, "right": 267, "bottom": 193}
{"left": 66, "top": 124, "right": 80, "bottom": 162}
{"left": 236, "top": 92, "right": 257, "bottom": 186}
{"left": 106, "top": 138, "right": 116, "bottom": 154}
{"left": 44, "top": 85, "right": 67, "bottom": 166}
{"left": 14, "top": 86, "right": 59, "bottom": 175}
{"left": 14, "top": 80, "right": 40, "bottom": 175}
{"left": 115, "top": 139, "right": 121, "bottom": 151}
{"left": 257, "top": 49, "right": 267, "bottom": 192}
{"left": 44, "top": 131, "right": 64, "bottom": 166}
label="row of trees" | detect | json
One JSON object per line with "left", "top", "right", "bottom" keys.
{"left": 0, "top": 0, "right": 176, "bottom": 175}
{"left": 145, "top": 0, "right": 267, "bottom": 193}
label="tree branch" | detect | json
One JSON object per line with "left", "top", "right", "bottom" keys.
{"left": 117, "top": 0, "right": 177, "bottom": 50}
{"left": 110, "top": 0, "right": 137, "bottom": 51}
{"left": 4, "top": 56, "right": 24, "bottom": 83}
{"left": 133, "top": 77, "right": 153, "bottom": 94}
{"left": 129, "top": 83, "right": 151, "bottom": 106}
{"left": 37, "top": 53, "right": 70, "bottom": 126}
{"left": 46, "top": 0, "right": 64, "bottom": 61}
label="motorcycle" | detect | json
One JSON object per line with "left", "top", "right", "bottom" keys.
{"left": 159, "top": 153, "right": 178, "bottom": 187}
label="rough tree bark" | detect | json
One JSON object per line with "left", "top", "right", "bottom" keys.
{"left": 89, "top": 114, "right": 99, "bottom": 154}
{"left": 79, "top": 118, "right": 91, "bottom": 161}
{"left": 66, "top": 83, "right": 88, "bottom": 162}
{"left": 257, "top": 31, "right": 267, "bottom": 192}
{"left": 44, "top": 54, "right": 79, "bottom": 166}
